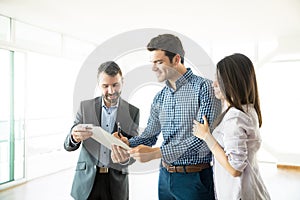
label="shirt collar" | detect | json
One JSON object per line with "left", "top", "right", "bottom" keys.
{"left": 101, "top": 97, "right": 119, "bottom": 110}
{"left": 166, "top": 68, "right": 193, "bottom": 91}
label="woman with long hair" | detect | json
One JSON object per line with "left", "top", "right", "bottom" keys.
{"left": 193, "top": 53, "right": 271, "bottom": 200}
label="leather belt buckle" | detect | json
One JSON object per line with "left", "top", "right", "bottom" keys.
{"left": 99, "top": 167, "right": 109, "bottom": 173}
{"left": 168, "top": 165, "right": 176, "bottom": 172}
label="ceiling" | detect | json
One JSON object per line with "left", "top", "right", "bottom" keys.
{"left": 0, "top": 0, "right": 300, "bottom": 44}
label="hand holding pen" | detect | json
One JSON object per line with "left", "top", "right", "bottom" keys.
{"left": 117, "top": 122, "right": 122, "bottom": 137}
{"left": 113, "top": 122, "right": 129, "bottom": 146}
{"left": 111, "top": 122, "right": 131, "bottom": 164}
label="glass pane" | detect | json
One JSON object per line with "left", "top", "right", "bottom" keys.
{"left": 15, "top": 21, "right": 61, "bottom": 54}
{"left": 0, "top": 15, "right": 10, "bottom": 41}
{"left": 14, "top": 52, "right": 26, "bottom": 180}
{"left": 0, "top": 49, "right": 11, "bottom": 184}
{"left": 25, "top": 51, "right": 81, "bottom": 179}
{"left": 0, "top": 142, "right": 9, "bottom": 183}
{"left": 14, "top": 139, "right": 24, "bottom": 180}
{"left": 257, "top": 61, "right": 300, "bottom": 158}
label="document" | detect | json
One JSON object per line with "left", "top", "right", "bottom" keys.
{"left": 87, "top": 125, "right": 131, "bottom": 150}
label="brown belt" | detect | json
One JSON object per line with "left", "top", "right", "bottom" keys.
{"left": 162, "top": 161, "right": 211, "bottom": 173}
{"left": 98, "top": 167, "right": 109, "bottom": 173}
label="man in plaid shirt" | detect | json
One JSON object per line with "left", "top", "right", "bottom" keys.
{"left": 112, "top": 34, "right": 221, "bottom": 200}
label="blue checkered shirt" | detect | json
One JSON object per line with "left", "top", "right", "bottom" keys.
{"left": 129, "top": 68, "right": 221, "bottom": 165}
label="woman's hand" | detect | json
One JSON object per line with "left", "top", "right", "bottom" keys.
{"left": 193, "top": 116, "right": 218, "bottom": 150}
{"left": 193, "top": 116, "right": 211, "bottom": 140}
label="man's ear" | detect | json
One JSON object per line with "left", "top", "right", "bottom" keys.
{"left": 173, "top": 54, "right": 181, "bottom": 64}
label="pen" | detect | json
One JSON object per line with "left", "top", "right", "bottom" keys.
{"left": 117, "top": 122, "right": 121, "bottom": 137}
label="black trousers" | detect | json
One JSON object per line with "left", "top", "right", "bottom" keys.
{"left": 87, "top": 168, "right": 128, "bottom": 200}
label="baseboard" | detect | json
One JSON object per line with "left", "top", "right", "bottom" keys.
{"left": 0, "top": 179, "right": 27, "bottom": 191}
{"left": 277, "top": 164, "right": 300, "bottom": 171}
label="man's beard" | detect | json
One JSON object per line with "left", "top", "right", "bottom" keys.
{"left": 104, "top": 92, "right": 121, "bottom": 105}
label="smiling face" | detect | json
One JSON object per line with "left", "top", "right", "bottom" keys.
{"left": 149, "top": 50, "right": 179, "bottom": 83}
{"left": 98, "top": 72, "right": 123, "bottom": 107}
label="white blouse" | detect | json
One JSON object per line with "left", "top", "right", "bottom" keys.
{"left": 212, "top": 105, "right": 271, "bottom": 200}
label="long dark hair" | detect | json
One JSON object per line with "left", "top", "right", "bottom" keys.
{"left": 213, "top": 53, "right": 262, "bottom": 128}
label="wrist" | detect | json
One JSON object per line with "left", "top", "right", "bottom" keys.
{"left": 204, "top": 133, "right": 217, "bottom": 150}
{"left": 120, "top": 157, "right": 131, "bottom": 165}
{"left": 153, "top": 147, "right": 162, "bottom": 159}
{"left": 203, "top": 132, "right": 210, "bottom": 141}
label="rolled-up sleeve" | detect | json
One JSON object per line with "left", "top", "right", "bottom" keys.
{"left": 222, "top": 111, "right": 252, "bottom": 172}
{"left": 129, "top": 95, "right": 161, "bottom": 147}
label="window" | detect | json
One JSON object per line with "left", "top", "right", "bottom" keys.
{"left": 257, "top": 60, "right": 300, "bottom": 163}
{"left": 0, "top": 49, "right": 25, "bottom": 185}
{"left": 14, "top": 21, "right": 61, "bottom": 55}
{"left": 0, "top": 16, "right": 100, "bottom": 188}
{"left": 25, "top": 52, "right": 81, "bottom": 179}
{"left": 0, "top": 15, "right": 10, "bottom": 41}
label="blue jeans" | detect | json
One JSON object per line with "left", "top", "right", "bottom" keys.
{"left": 158, "top": 166, "right": 215, "bottom": 200}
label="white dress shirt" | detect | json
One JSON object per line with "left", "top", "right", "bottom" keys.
{"left": 212, "top": 105, "right": 271, "bottom": 200}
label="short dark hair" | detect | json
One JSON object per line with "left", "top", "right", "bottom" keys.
{"left": 97, "top": 61, "right": 122, "bottom": 80}
{"left": 147, "top": 34, "right": 185, "bottom": 64}
{"left": 165, "top": 50, "right": 184, "bottom": 64}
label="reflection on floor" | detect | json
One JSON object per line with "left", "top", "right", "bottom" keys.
{"left": 0, "top": 162, "right": 300, "bottom": 200}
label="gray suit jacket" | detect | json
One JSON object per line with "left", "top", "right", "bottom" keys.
{"left": 64, "top": 97, "right": 139, "bottom": 200}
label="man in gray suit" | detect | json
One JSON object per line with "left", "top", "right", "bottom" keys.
{"left": 64, "top": 61, "right": 140, "bottom": 200}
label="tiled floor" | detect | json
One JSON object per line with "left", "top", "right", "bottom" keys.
{"left": 0, "top": 162, "right": 300, "bottom": 200}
